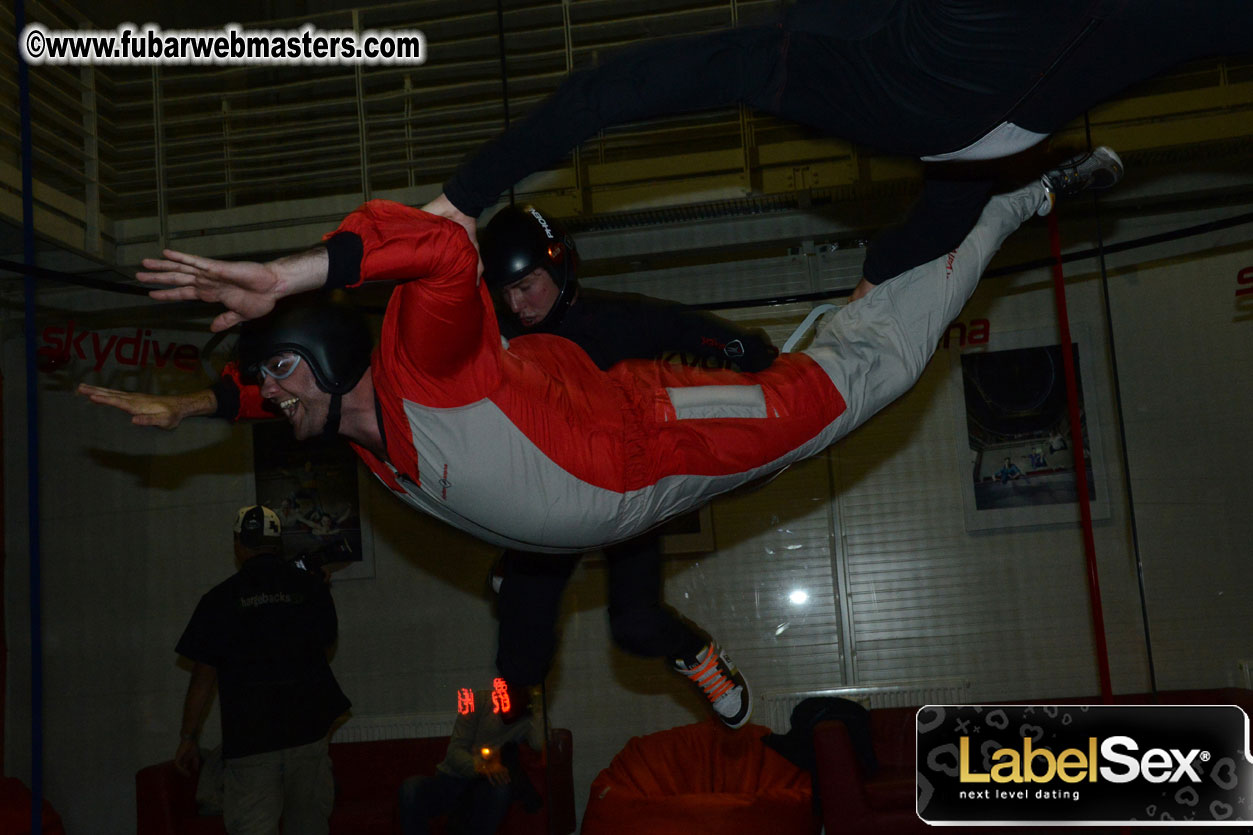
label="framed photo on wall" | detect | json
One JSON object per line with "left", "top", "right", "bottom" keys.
{"left": 583, "top": 504, "right": 715, "bottom": 564}
{"left": 656, "top": 505, "right": 716, "bottom": 555}
{"left": 949, "top": 325, "right": 1111, "bottom": 532}
{"left": 252, "top": 422, "right": 375, "bottom": 579}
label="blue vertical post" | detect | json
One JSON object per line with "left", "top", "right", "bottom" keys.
{"left": 16, "top": 0, "right": 45, "bottom": 830}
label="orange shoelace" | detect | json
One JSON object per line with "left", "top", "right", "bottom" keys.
{"left": 682, "top": 645, "right": 737, "bottom": 702}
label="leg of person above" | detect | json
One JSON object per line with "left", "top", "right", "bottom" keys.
{"left": 835, "top": 180, "right": 1050, "bottom": 361}
{"left": 603, "top": 535, "right": 705, "bottom": 661}
{"left": 812, "top": 151, "right": 1123, "bottom": 441}
{"left": 603, "top": 535, "right": 753, "bottom": 729}
{"left": 493, "top": 550, "right": 579, "bottom": 704}
{"left": 847, "top": 144, "right": 1121, "bottom": 306}
{"left": 672, "top": 641, "right": 753, "bottom": 730}
{"left": 857, "top": 163, "right": 1000, "bottom": 294}
{"left": 1007, "top": 0, "right": 1253, "bottom": 143}
{"left": 442, "top": 25, "right": 783, "bottom": 218}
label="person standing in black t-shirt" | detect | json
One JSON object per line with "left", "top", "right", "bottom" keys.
{"left": 175, "top": 505, "right": 350, "bottom": 835}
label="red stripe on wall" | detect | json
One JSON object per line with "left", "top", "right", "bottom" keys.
{"left": 1, "top": 371, "right": 7, "bottom": 773}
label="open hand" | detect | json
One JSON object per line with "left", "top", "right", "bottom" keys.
{"left": 474, "top": 751, "right": 511, "bottom": 786}
{"left": 137, "top": 250, "right": 284, "bottom": 332}
{"left": 420, "top": 193, "right": 483, "bottom": 279}
{"left": 848, "top": 277, "right": 874, "bottom": 303}
{"left": 174, "top": 738, "right": 201, "bottom": 777}
{"left": 76, "top": 383, "right": 214, "bottom": 429}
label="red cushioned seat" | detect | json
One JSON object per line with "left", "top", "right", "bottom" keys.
{"left": 581, "top": 720, "right": 818, "bottom": 835}
{"left": 136, "top": 730, "right": 575, "bottom": 835}
{"left": 861, "top": 767, "right": 915, "bottom": 810}
{"left": 0, "top": 778, "right": 66, "bottom": 835}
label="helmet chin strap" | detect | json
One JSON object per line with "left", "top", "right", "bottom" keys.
{"left": 532, "top": 276, "right": 577, "bottom": 332}
{"left": 321, "top": 393, "right": 344, "bottom": 439}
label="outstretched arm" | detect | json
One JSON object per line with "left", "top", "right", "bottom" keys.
{"left": 77, "top": 362, "right": 270, "bottom": 428}
{"left": 861, "top": 167, "right": 997, "bottom": 286}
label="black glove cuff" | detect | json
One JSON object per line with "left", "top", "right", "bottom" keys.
{"left": 209, "top": 376, "right": 241, "bottom": 419}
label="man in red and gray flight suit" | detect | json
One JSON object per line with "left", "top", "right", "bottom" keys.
{"left": 78, "top": 155, "right": 1120, "bottom": 559}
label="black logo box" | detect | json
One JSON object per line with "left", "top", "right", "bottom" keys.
{"left": 916, "top": 704, "right": 1252, "bottom": 825}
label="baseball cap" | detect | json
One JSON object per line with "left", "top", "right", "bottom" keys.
{"left": 234, "top": 505, "right": 282, "bottom": 548}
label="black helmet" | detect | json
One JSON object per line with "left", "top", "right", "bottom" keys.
{"left": 237, "top": 294, "right": 373, "bottom": 395}
{"left": 480, "top": 205, "right": 579, "bottom": 331}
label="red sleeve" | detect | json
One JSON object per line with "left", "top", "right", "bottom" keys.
{"left": 217, "top": 361, "right": 273, "bottom": 420}
{"left": 326, "top": 200, "right": 485, "bottom": 379}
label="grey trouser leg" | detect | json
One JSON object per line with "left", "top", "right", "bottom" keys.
{"left": 223, "top": 737, "right": 334, "bottom": 835}
{"left": 278, "top": 736, "right": 334, "bottom": 835}
{"left": 804, "top": 181, "right": 1045, "bottom": 440}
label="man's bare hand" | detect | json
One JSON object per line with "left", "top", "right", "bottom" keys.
{"left": 420, "top": 193, "right": 483, "bottom": 278}
{"left": 137, "top": 250, "right": 284, "bottom": 331}
{"left": 137, "top": 247, "right": 328, "bottom": 332}
{"left": 474, "top": 753, "right": 511, "bottom": 786}
{"left": 848, "top": 277, "right": 875, "bottom": 303}
{"left": 77, "top": 384, "right": 216, "bottom": 429}
{"left": 174, "top": 738, "right": 201, "bottom": 777}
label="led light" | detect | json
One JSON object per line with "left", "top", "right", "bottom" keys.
{"left": 491, "top": 677, "right": 512, "bottom": 714}
{"left": 788, "top": 589, "right": 809, "bottom": 605}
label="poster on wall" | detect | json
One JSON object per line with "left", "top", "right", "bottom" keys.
{"left": 252, "top": 421, "right": 374, "bottom": 579}
{"left": 656, "top": 505, "right": 716, "bottom": 555}
{"left": 950, "top": 325, "right": 1110, "bottom": 532}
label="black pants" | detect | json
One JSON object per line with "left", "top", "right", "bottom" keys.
{"left": 446, "top": 0, "right": 1251, "bottom": 280}
{"left": 494, "top": 533, "right": 707, "bottom": 688}
{"left": 859, "top": 0, "right": 1253, "bottom": 282}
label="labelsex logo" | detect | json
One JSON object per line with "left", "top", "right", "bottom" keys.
{"left": 961, "top": 736, "right": 1207, "bottom": 785}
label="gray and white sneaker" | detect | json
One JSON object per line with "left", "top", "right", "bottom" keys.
{"left": 672, "top": 641, "right": 752, "bottom": 730}
{"left": 1038, "top": 146, "right": 1124, "bottom": 216}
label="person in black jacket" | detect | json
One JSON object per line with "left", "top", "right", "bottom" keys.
{"left": 480, "top": 205, "right": 776, "bottom": 730}
{"left": 423, "top": 0, "right": 1248, "bottom": 297}
{"left": 175, "top": 505, "right": 350, "bottom": 835}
